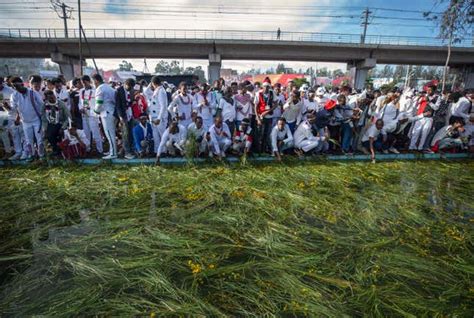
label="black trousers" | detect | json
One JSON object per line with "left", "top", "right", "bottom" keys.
{"left": 46, "top": 123, "right": 63, "bottom": 154}
{"left": 256, "top": 117, "right": 273, "bottom": 153}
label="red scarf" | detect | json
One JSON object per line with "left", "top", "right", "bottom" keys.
{"left": 417, "top": 97, "right": 428, "bottom": 115}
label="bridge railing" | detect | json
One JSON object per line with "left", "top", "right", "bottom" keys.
{"left": 0, "top": 28, "right": 472, "bottom": 47}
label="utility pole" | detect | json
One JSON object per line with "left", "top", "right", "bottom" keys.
{"left": 78, "top": 0, "right": 83, "bottom": 75}
{"left": 360, "top": 7, "right": 372, "bottom": 44}
{"left": 51, "top": 0, "right": 73, "bottom": 38}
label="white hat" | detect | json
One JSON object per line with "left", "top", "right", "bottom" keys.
{"left": 301, "top": 84, "right": 309, "bottom": 91}
{"left": 262, "top": 82, "right": 271, "bottom": 87}
{"left": 316, "top": 87, "right": 326, "bottom": 95}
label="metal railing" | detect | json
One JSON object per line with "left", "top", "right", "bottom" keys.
{"left": 0, "top": 28, "right": 472, "bottom": 48}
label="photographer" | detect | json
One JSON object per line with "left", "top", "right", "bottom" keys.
{"left": 43, "top": 90, "right": 70, "bottom": 156}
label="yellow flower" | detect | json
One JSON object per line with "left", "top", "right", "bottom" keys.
{"left": 118, "top": 177, "right": 129, "bottom": 182}
{"left": 188, "top": 260, "right": 202, "bottom": 275}
{"left": 297, "top": 182, "right": 305, "bottom": 189}
{"left": 208, "top": 264, "right": 216, "bottom": 269}
{"left": 150, "top": 312, "right": 156, "bottom": 318}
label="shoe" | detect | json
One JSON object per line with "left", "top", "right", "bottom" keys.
{"left": 220, "top": 151, "right": 226, "bottom": 158}
{"left": 20, "top": 153, "right": 28, "bottom": 160}
{"left": 103, "top": 151, "right": 110, "bottom": 156}
{"left": 388, "top": 147, "right": 400, "bottom": 154}
{"left": 25, "top": 156, "right": 33, "bottom": 162}
{"left": 361, "top": 148, "right": 370, "bottom": 155}
{"left": 124, "top": 153, "right": 135, "bottom": 160}
{"left": 8, "top": 153, "right": 21, "bottom": 161}
{"left": 382, "top": 150, "right": 389, "bottom": 154}
{"left": 423, "top": 149, "right": 434, "bottom": 154}
{"left": 102, "top": 154, "right": 117, "bottom": 160}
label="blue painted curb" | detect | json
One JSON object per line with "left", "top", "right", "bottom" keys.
{"left": 0, "top": 153, "right": 472, "bottom": 167}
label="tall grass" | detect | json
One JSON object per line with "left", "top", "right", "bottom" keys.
{"left": 0, "top": 161, "right": 473, "bottom": 316}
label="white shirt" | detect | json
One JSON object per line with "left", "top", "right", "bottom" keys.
{"left": 315, "top": 96, "right": 328, "bottom": 111}
{"left": 218, "top": 97, "right": 236, "bottom": 122}
{"left": 234, "top": 93, "right": 253, "bottom": 121}
{"left": 194, "top": 92, "right": 216, "bottom": 122}
{"left": 149, "top": 86, "right": 169, "bottom": 122}
{"left": 362, "top": 124, "right": 386, "bottom": 142}
{"left": 282, "top": 100, "right": 303, "bottom": 124}
{"left": 143, "top": 84, "right": 154, "bottom": 105}
{"left": 294, "top": 120, "right": 322, "bottom": 146}
{"left": 158, "top": 124, "right": 187, "bottom": 154}
{"left": 451, "top": 96, "right": 471, "bottom": 121}
{"left": 10, "top": 88, "right": 44, "bottom": 124}
{"left": 95, "top": 83, "right": 116, "bottom": 117}
{"left": 54, "top": 86, "right": 70, "bottom": 107}
{"left": 273, "top": 94, "right": 286, "bottom": 118}
{"left": 78, "top": 87, "right": 97, "bottom": 117}
{"left": 169, "top": 93, "right": 194, "bottom": 122}
{"left": 271, "top": 124, "right": 293, "bottom": 153}
{"left": 0, "top": 85, "right": 16, "bottom": 120}
{"left": 209, "top": 123, "right": 231, "bottom": 141}
{"left": 187, "top": 122, "right": 207, "bottom": 139}
{"left": 303, "top": 98, "right": 318, "bottom": 117}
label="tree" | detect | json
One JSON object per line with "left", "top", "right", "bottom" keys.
{"left": 0, "top": 58, "right": 43, "bottom": 79}
{"left": 118, "top": 60, "right": 134, "bottom": 71}
{"left": 424, "top": 0, "right": 473, "bottom": 91}
{"left": 293, "top": 78, "right": 309, "bottom": 88}
{"left": 379, "top": 65, "right": 394, "bottom": 78}
{"left": 412, "top": 65, "right": 425, "bottom": 79}
{"left": 183, "top": 66, "right": 205, "bottom": 83}
{"left": 332, "top": 69, "right": 345, "bottom": 78}
{"left": 275, "top": 63, "right": 286, "bottom": 74}
{"left": 316, "top": 67, "right": 329, "bottom": 77}
{"left": 393, "top": 65, "right": 408, "bottom": 81}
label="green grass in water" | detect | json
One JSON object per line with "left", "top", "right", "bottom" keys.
{"left": 0, "top": 161, "right": 473, "bottom": 317}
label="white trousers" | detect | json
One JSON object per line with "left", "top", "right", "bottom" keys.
{"left": 22, "top": 120, "right": 44, "bottom": 157}
{"left": 276, "top": 139, "right": 294, "bottom": 153}
{"left": 82, "top": 116, "right": 103, "bottom": 153}
{"left": 165, "top": 140, "right": 185, "bottom": 156}
{"left": 8, "top": 120, "right": 24, "bottom": 155}
{"left": 232, "top": 140, "right": 252, "bottom": 154}
{"left": 211, "top": 137, "right": 231, "bottom": 155}
{"left": 152, "top": 121, "right": 167, "bottom": 154}
{"left": 297, "top": 137, "right": 321, "bottom": 153}
{"left": 101, "top": 115, "right": 117, "bottom": 156}
{"left": 409, "top": 117, "right": 432, "bottom": 150}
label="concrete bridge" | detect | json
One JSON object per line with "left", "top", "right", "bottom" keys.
{"left": 1, "top": 28, "right": 473, "bottom": 88}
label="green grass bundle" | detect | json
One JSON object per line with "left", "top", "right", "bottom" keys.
{"left": 0, "top": 161, "right": 473, "bottom": 316}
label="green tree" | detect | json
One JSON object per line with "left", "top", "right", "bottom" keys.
{"left": 293, "top": 78, "right": 309, "bottom": 88}
{"left": 332, "top": 69, "right": 345, "bottom": 78}
{"left": 275, "top": 63, "right": 286, "bottom": 74}
{"left": 379, "top": 65, "right": 394, "bottom": 78}
{"left": 118, "top": 60, "right": 134, "bottom": 71}
{"left": 424, "top": 0, "right": 472, "bottom": 91}
{"left": 393, "top": 65, "right": 408, "bottom": 81}
{"left": 0, "top": 58, "right": 43, "bottom": 79}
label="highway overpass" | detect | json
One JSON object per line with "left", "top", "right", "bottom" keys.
{"left": 0, "top": 28, "right": 473, "bottom": 88}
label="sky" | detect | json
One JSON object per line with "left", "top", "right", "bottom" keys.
{"left": 0, "top": 0, "right": 452, "bottom": 74}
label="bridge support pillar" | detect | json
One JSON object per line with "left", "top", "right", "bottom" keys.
{"left": 50, "top": 52, "right": 82, "bottom": 81}
{"left": 348, "top": 58, "right": 376, "bottom": 90}
{"left": 208, "top": 53, "right": 221, "bottom": 84}
{"left": 461, "top": 65, "right": 474, "bottom": 89}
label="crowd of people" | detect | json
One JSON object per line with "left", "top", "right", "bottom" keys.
{"left": 0, "top": 73, "right": 472, "bottom": 164}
